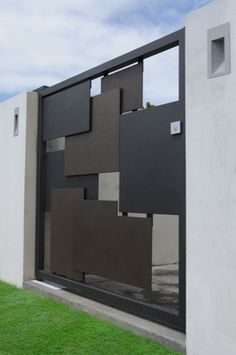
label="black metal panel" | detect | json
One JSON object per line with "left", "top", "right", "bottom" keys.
{"left": 72, "top": 200, "right": 152, "bottom": 290}
{"left": 101, "top": 63, "right": 143, "bottom": 113}
{"left": 65, "top": 89, "right": 120, "bottom": 176}
{"left": 45, "top": 150, "right": 98, "bottom": 210}
{"left": 43, "top": 81, "right": 91, "bottom": 140}
{"left": 119, "top": 102, "right": 185, "bottom": 215}
{"left": 51, "top": 188, "right": 84, "bottom": 281}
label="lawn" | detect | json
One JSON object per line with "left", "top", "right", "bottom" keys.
{"left": 0, "top": 281, "right": 182, "bottom": 355}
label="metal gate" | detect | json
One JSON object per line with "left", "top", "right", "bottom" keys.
{"left": 36, "top": 28, "right": 185, "bottom": 332}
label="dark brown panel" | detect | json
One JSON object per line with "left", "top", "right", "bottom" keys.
{"left": 65, "top": 89, "right": 120, "bottom": 176}
{"left": 50, "top": 188, "right": 84, "bottom": 281}
{"left": 43, "top": 81, "right": 91, "bottom": 140}
{"left": 45, "top": 150, "right": 98, "bottom": 211}
{"left": 101, "top": 63, "right": 143, "bottom": 113}
{"left": 72, "top": 200, "right": 152, "bottom": 290}
{"left": 119, "top": 102, "right": 185, "bottom": 214}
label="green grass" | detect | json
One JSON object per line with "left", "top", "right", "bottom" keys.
{"left": 0, "top": 281, "right": 182, "bottom": 355}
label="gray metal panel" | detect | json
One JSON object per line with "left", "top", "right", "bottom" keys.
{"left": 101, "top": 63, "right": 143, "bottom": 113}
{"left": 51, "top": 188, "right": 84, "bottom": 281}
{"left": 72, "top": 200, "right": 152, "bottom": 290}
{"left": 119, "top": 102, "right": 185, "bottom": 214}
{"left": 43, "top": 81, "right": 91, "bottom": 140}
{"left": 65, "top": 89, "right": 120, "bottom": 176}
{"left": 45, "top": 150, "right": 98, "bottom": 210}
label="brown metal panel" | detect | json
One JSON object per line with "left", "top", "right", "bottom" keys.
{"left": 45, "top": 150, "right": 98, "bottom": 211}
{"left": 72, "top": 200, "right": 152, "bottom": 290}
{"left": 101, "top": 63, "right": 143, "bottom": 113}
{"left": 65, "top": 89, "right": 120, "bottom": 176}
{"left": 43, "top": 81, "right": 91, "bottom": 140}
{"left": 50, "top": 188, "right": 84, "bottom": 281}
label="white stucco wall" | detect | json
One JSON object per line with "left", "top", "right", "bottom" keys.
{"left": 186, "top": 0, "right": 236, "bottom": 354}
{"left": 0, "top": 92, "right": 38, "bottom": 287}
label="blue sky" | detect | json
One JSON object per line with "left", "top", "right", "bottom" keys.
{"left": 0, "top": 0, "right": 211, "bottom": 103}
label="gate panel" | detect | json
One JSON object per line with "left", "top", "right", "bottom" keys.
{"left": 101, "top": 62, "right": 143, "bottom": 113}
{"left": 72, "top": 200, "right": 152, "bottom": 290}
{"left": 119, "top": 101, "right": 185, "bottom": 215}
{"left": 43, "top": 81, "right": 91, "bottom": 140}
{"left": 44, "top": 150, "right": 98, "bottom": 211}
{"left": 65, "top": 89, "right": 120, "bottom": 176}
{"left": 50, "top": 188, "right": 84, "bottom": 281}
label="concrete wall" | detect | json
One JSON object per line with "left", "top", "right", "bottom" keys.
{"left": 152, "top": 215, "right": 178, "bottom": 266}
{"left": 186, "top": 0, "right": 236, "bottom": 354}
{"left": 0, "top": 92, "right": 38, "bottom": 287}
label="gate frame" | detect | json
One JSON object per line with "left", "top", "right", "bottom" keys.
{"left": 35, "top": 28, "right": 186, "bottom": 332}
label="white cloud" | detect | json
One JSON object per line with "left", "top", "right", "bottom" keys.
{"left": 143, "top": 47, "right": 179, "bottom": 106}
{"left": 0, "top": 0, "right": 209, "bottom": 103}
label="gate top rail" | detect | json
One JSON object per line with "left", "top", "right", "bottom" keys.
{"left": 40, "top": 28, "right": 185, "bottom": 98}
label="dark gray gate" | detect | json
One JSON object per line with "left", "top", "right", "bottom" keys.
{"left": 35, "top": 28, "right": 185, "bottom": 332}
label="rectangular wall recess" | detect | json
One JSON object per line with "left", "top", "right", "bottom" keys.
{"left": 13, "top": 107, "right": 19, "bottom": 136}
{"left": 208, "top": 23, "right": 231, "bottom": 78}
